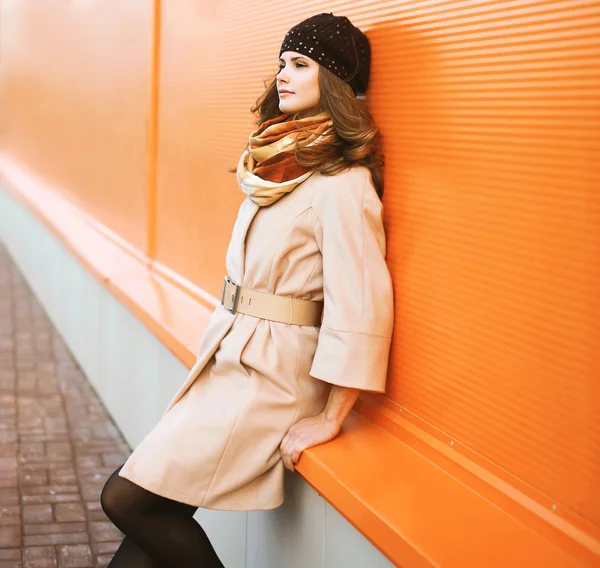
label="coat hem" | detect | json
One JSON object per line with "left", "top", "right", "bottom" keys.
{"left": 117, "top": 466, "right": 284, "bottom": 512}
{"left": 197, "top": 500, "right": 285, "bottom": 512}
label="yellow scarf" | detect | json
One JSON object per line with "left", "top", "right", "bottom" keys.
{"left": 237, "top": 112, "right": 334, "bottom": 207}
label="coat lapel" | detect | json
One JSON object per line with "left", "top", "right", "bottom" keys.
{"left": 226, "top": 198, "right": 259, "bottom": 285}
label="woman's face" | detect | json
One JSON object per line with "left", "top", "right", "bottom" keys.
{"left": 277, "top": 51, "right": 320, "bottom": 118}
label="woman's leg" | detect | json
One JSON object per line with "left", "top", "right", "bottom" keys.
{"left": 100, "top": 465, "right": 225, "bottom": 568}
{"left": 107, "top": 536, "right": 160, "bottom": 568}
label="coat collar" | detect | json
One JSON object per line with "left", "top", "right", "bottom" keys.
{"left": 228, "top": 198, "right": 259, "bottom": 285}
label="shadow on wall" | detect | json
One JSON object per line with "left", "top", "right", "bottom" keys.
{"left": 362, "top": 18, "right": 449, "bottom": 404}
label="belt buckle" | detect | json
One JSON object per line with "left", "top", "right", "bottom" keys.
{"left": 221, "top": 276, "right": 241, "bottom": 314}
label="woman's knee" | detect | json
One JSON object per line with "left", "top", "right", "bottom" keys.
{"left": 101, "top": 465, "right": 167, "bottom": 528}
{"left": 101, "top": 466, "right": 199, "bottom": 530}
{"left": 100, "top": 465, "right": 134, "bottom": 525}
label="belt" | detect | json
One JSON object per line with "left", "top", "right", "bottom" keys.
{"left": 220, "top": 276, "right": 323, "bottom": 326}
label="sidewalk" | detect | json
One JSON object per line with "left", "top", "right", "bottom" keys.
{"left": 0, "top": 244, "right": 130, "bottom": 567}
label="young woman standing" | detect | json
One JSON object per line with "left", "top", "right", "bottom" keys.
{"left": 100, "top": 12, "right": 394, "bottom": 567}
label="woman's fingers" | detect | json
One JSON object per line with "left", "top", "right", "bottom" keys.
{"left": 283, "top": 452, "right": 294, "bottom": 472}
{"left": 281, "top": 415, "right": 341, "bottom": 472}
{"left": 280, "top": 434, "right": 301, "bottom": 472}
{"left": 280, "top": 435, "right": 291, "bottom": 471}
{"left": 291, "top": 448, "right": 301, "bottom": 465}
{"left": 282, "top": 449, "right": 291, "bottom": 471}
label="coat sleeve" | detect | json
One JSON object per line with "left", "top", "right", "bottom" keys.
{"left": 309, "top": 167, "right": 394, "bottom": 393}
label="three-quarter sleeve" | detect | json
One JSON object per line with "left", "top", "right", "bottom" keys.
{"left": 309, "top": 167, "right": 394, "bottom": 393}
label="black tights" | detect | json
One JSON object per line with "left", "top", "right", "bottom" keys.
{"left": 100, "top": 465, "right": 225, "bottom": 568}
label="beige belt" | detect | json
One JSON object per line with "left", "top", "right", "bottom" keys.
{"left": 220, "top": 276, "right": 323, "bottom": 326}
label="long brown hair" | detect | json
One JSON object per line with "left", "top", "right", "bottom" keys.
{"left": 230, "top": 65, "right": 385, "bottom": 198}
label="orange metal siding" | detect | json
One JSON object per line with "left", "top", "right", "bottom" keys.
{"left": 0, "top": 0, "right": 153, "bottom": 251}
{"left": 368, "top": 0, "right": 600, "bottom": 527}
{"left": 0, "top": 0, "right": 598, "bottom": 537}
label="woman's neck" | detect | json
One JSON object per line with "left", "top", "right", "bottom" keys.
{"left": 292, "top": 107, "right": 321, "bottom": 121}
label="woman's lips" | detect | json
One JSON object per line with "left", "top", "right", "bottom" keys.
{"left": 279, "top": 92, "right": 293, "bottom": 96}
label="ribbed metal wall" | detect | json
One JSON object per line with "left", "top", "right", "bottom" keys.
{"left": 362, "top": 0, "right": 599, "bottom": 527}
{"left": 1, "top": 0, "right": 598, "bottom": 535}
{"left": 188, "top": 0, "right": 599, "bottom": 530}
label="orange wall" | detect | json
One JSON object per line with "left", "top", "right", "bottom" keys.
{"left": 0, "top": 0, "right": 598, "bottom": 530}
{"left": 0, "top": 0, "right": 153, "bottom": 251}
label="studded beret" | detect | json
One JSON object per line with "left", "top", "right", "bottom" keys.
{"left": 279, "top": 12, "right": 371, "bottom": 97}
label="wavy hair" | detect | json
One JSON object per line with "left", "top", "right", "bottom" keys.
{"left": 230, "top": 65, "right": 385, "bottom": 199}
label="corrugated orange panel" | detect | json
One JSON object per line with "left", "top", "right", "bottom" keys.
{"left": 0, "top": 0, "right": 153, "bottom": 251}
{"left": 1, "top": 0, "right": 598, "bottom": 542}
{"left": 155, "top": 0, "right": 600, "bottom": 528}
{"left": 364, "top": 0, "right": 600, "bottom": 528}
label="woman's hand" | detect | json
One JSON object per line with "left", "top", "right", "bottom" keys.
{"left": 279, "top": 414, "right": 340, "bottom": 472}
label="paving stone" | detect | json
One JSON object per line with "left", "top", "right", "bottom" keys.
{"left": 22, "top": 505, "right": 53, "bottom": 524}
{"left": 0, "top": 488, "right": 19, "bottom": 506}
{"left": 86, "top": 510, "right": 110, "bottom": 523}
{"left": 0, "top": 445, "right": 18, "bottom": 459}
{"left": 90, "top": 542, "right": 120, "bottom": 555}
{"left": 19, "top": 432, "right": 65, "bottom": 442}
{"left": 19, "top": 457, "right": 70, "bottom": 466}
{"left": 21, "top": 495, "right": 81, "bottom": 506}
{"left": 53, "top": 504, "right": 85, "bottom": 523}
{"left": 0, "top": 505, "right": 20, "bottom": 520}
{"left": 23, "top": 524, "right": 87, "bottom": 536}
{"left": 47, "top": 470, "right": 76, "bottom": 486}
{"left": 45, "top": 444, "right": 71, "bottom": 458}
{"left": 21, "top": 486, "right": 79, "bottom": 497}
{"left": 0, "top": 458, "right": 17, "bottom": 472}
{"left": 19, "top": 472, "right": 48, "bottom": 487}
{"left": 0, "top": 526, "right": 20, "bottom": 548}
{"left": 0, "top": 432, "right": 18, "bottom": 445}
{"left": 20, "top": 464, "right": 70, "bottom": 473}
{"left": 0, "top": 513, "right": 21, "bottom": 527}
{"left": 76, "top": 472, "right": 105, "bottom": 485}
{"left": 99, "top": 454, "right": 126, "bottom": 468}
{"left": 94, "top": 555, "right": 111, "bottom": 568}
{"left": 23, "top": 534, "right": 88, "bottom": 547}
{"left": 0, "top": 247, "right": 134, "bottom": 566}
{"left": 19, "top": 443, "right": 45, "bottom": 458}
{"left": 0, "top": 480, "right": 18, "bottom": 493}
{"left": 57, "top": 545, "right": 93, "bottom": 568}
{"left": 79, "top": 485, "right": 103, "bottom": 502}
{"left": 23, "top": 545, "right": 56, "bottom": 567}
{"left": 74, "top": 456, "right": 101, "bottom": 469}
{"left": 89, "top": 522, "right": 122, "bottom": 543}
{"left": 0, "top": 560, "right": 22, "bottom": 568}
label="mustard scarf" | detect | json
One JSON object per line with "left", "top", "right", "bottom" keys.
{"left": 236, "top": 112, "right": 334, "bottom": 207}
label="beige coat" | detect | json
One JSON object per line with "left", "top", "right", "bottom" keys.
{"left": 118, "top": 165, "right": 394, "bottom": 510}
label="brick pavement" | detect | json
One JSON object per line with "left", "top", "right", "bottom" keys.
{"left": 0, "top": 244, "right": 131, "bottom": 567}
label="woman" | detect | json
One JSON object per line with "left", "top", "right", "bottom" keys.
{"left": 100, "top": 12, "right": 394, "bottom": 568}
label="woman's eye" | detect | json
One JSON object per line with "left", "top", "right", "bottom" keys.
{"left": 278, "top": 63, "right": 306, "bottom": 70}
